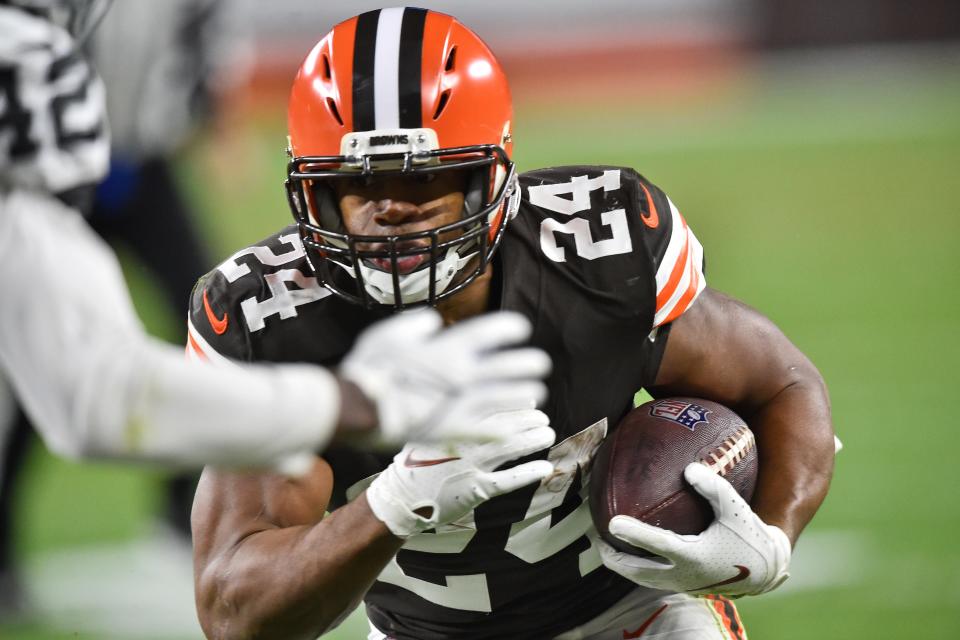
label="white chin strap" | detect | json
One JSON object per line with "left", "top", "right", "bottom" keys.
{"left": 342, "top": 246, "right": 477, "bottom": 305}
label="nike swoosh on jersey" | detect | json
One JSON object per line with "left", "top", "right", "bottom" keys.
{"left": 403, "top": 451, "right": 461, "bottom": 467}
{"left": 691, "top": 565, "right": 751, "bottom": 592}
{"left": 637, "top": 181, "right": 660, "bottom": 229}
{"left": 622, "top": 603, "right": 669, "bottom": 638}
{"left": 203, "top": 289, "right": 229, "bottom": 335}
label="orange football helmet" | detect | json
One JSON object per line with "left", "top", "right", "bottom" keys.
{"left": 285, "top": 7, "right": 516, "bottom": 308}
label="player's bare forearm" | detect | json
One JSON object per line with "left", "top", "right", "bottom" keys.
{"left": 740, "top": 369, "right": 833, "bottom": 544}
{"left": 192, "top": 462, "right": 403, "bottom": 640}
{"left": 651, "top": 288, "right": 835, "bottom": 545}
{"left": 202, "top": 496, "right": 399, "bottom": 639}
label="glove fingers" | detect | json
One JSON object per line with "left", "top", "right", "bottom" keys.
{"left": 684, "top": 462, "right": 745, "bottom": 517}
{"left": 479, "top": 460, "right": 554, "bottom": 497}
{"left": 441, "top": 423, "right": 553, "bottom": 467}
{"left": 358, "top": 308, "right": 442, "bottom": 347}
{"left": 597, "top": 540, "right": 673, "bottom": 572}
{"left": 479, "top": 409, "right": 549, "bottom": 432}
{"left": 500, "top": 424, "right": 556, "bottom": 459}
{"left": 433, "top": 410, "right": 549, "bottom": 443}
{"left": 478, "top": 424, "right": 555, "bottom": 469}
{"left": 608, "top": 515, "right": 684, "bottom": 558}
{"left": 435, "top": 312, "right": 533, "bottom": 352}
{"left": 474, "top": 349, "right": 552, "bottom": 382}
{"left": 459, "top": 383, "right": 548, "bottom": 417}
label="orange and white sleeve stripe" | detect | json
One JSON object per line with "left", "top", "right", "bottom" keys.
{"left": 653, "top": 198, "right": 706, "bottom": 328}
{"left": 186, "top": 317, "right": 235, "bottom": 366}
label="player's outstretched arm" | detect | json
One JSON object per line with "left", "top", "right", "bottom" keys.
{"left": 192, "top": 413, "right": 555, "bottom": 639}
{"left": 0, "top": 190, "right": 357, "bottom": 469}
{"left": 135, "top": 307, "right": 550, "bottom": 471}
{"left": 1, "top": 190, "right": 550, "bottom": 469}
{"left": 649, "top": 287, "right": 835, "bottom": 545}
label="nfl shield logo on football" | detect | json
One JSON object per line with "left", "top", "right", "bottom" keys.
{"left": 649, "top": 400, "right": 711, "bottom": 431}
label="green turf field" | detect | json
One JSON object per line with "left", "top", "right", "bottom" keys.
{"left": 4, "top": 52, "right": 959, "bottom": 639}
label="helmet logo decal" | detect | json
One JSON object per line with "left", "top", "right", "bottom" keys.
{"left": 352, "top": 7, "right": 428, "bottom": 132}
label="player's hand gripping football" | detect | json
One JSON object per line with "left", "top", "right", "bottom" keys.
{"left": 340, "top": 309, "right": 551, "bottom": 446}
{"left": 598, "top": 462, "right": 792, "bottom": 597}
{"left": 366, "top": 409, "right": 555, "bottom": 538}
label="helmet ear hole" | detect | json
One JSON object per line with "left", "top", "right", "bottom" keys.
{"left": 433, "top": 90, "right": 451, "bottom": 120}
{"left": 326, "top": 98, "right": 343, "bottom": 126}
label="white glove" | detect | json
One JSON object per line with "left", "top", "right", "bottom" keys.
{"left": 598, "top": 462, "right": 792, "bottom": 597}
{"left": 366, "top": 409, "right": 555, "bottom": 538}
{"left": 340, "top": 309, "right": 551, "bottom": 446}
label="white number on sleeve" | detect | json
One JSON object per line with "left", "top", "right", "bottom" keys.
{"left": 530, "top": 170, "right": 633, "bottom": 262}
{"left": 240, "top": 269, "right": 330, "bottom": 332}
{"left": 217, "top": 233, "right": 306, "bottom": 282}
{"left": 213, "top": 233, "right": 330, "bottom": 332}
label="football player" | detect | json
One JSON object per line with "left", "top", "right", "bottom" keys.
{"left": 189, "top": 8, "right": 836, "bottom": 640}
{"left": 0, "top": 3, "right": 549, "bottom": 469}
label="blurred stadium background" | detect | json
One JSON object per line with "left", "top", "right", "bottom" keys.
{"left": 2, "top": 0, "right": 958, "bottom": 637}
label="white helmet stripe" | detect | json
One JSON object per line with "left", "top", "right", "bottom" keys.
{"left": 373, "top": 7, "right": 404, "bottom": 130}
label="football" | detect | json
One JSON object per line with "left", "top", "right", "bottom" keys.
{"left": 590, "top": 397, "right": 758, "bottom": 553}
